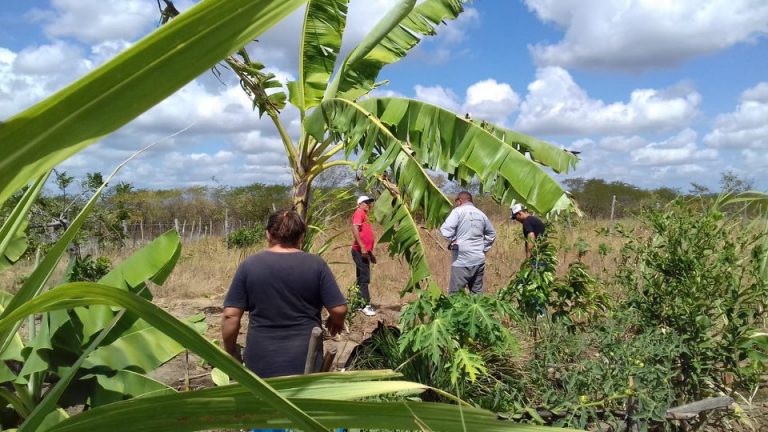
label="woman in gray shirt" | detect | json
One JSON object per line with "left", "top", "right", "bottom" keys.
{"left": 221, "top": 210, "right": 348, "bottom": 377}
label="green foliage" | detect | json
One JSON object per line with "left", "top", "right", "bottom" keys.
{"left": 393, "top": 292, "right": 519, "bottom": 393}
{"left": 345, "top": 283, "right": 367, "bottom": 319}
{"left": 500, "top": 235, "right": 558, "bottom": 319}
{"left": 549, "top": 263, "right": 609, "bottom": 328}
{"left": 503, "top": 312, "right": 683, "bottom": 429}
{"left": 618, "top": 197, "right": 768, "bottom": 397}
{"left": 225, "top": 225, "right": 265, "bottom": 249}
{"left": 65, "top": 255, "right": 112, "bottom": 282}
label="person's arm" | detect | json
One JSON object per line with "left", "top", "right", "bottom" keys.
{"left": 319, "top": 260, "right": 349, "bottom": 335}
{"left": 221, "top": 307, "right": 244, "bottom": 362}
{"left": 483, "top": 216, "right": 496, "bottom": 253}
{"left": 325, "top": 303, "right": 348, "bottom": 336}
{"left": 351, "top": 224, "right": 368, "bottom": 255}
{"left": 440, "top": 209, "right": 458, "bottom": 241}
{"left": 525, "top": 231, "right": 536, "bottom": 258}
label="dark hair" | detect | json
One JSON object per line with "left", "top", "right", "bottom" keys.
{"left": 457, "top": 191, "right": 473, "bottom": 202}
{"left": 266, "top": 209, "right": 306, "bottom": 247}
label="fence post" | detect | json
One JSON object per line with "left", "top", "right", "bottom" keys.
{"left": 609, "top": 195, "right": 617, "bottom": 232}
{"left": 181, "top": 219, "right": 186, "bottom": 238}
{"left": 198, "top": 217, "right": 202, "bottom": 238}
{"left": 209, "top": 220, "right": 213, "bottom": 237}
{"left": 140, "top": 220, "right": 144, "bottom": 243}
{"left": 224, "top": 208, "right": 229, "bottom": 236}
{"left": 174, "top": 218, "right": 179, "bottom": 233}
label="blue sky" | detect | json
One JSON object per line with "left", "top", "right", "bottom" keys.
{"left": 2, "top": 0, "right": 767, "bottom": 193}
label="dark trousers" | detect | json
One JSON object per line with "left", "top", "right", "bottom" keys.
{"left": 351, "top": 249, "right": 371, "bottom": 304}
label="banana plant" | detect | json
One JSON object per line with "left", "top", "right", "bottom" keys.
{"left": 171, "top": 0, "right": 579, "bottom": 293}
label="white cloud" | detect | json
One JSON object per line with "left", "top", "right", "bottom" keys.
{"left": 630, "top": 129, "right": 718, "bottom": 166}
{"left": 599, "top": 135, "right": 647, "bottom": 152}
{"left": 411, "top": 79, "right": 520, "bottom": 124}
{"left": 0, "top": 43, "right": 90, "bottom": 119}
{"left": 13, "top": 40, "right": 87, "bottom": 76}
{"left": 515, "top": 67, "right": 701, "bottom": 135}
{"left": 463, "top": 79, "right": 520, "bottom": 124}
{"left": 742, "top": 82, "right": 768, "bottom": 103}
{"left": 39, "top": 0, "right": 157, "bottom": 44}
{"left": 526, "top": 0, "right": 768, "bottom": 70}
{"left": 704, "top": 82, "right": 768, "bottom": 149}
{"left": 414, "top": 85, "right": 461, "bottom": 112}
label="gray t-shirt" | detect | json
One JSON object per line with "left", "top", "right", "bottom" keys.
{"left": 224, "top": 250, "right": 346, "bottom": 377}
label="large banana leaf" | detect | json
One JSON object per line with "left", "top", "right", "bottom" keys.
{"left": 76, "top": 229, "right": 182, "bottom": 342}
{"left": 82, "top": 315, "right": 206, "bottom": 372}
{"left": 0, "top": 283, "right": 328, "bottom": 432}
{"left": 49, "top": 397, "right": 561, "bottom": 432}
{"left": 373, "top": 189, "right": 442, "bottom": 296}
{"left": 330, "top": 0, "right": 466, "bottom": 100}
{"left": 20, "top": 310, "right": 125, "bottom": 432}
{"left": 485, "top": 124, "right": 578, "bottom": 174}
{"left": 312, "top": 97, "right": 574, "bottom": 215}
{"left": 0, "top": 173, "right": 49, "bottom": 272}
{"left": 288, "top": 0, "right": 350, "bottom": 111}
{"left": 0, "top": 0, "right": 305, "bottom": 206}
{"left": 306, "top": 98, "right": 453, "bottom": 228}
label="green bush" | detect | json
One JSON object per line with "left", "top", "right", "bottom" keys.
{"left": 618, "top": 197, "right": 768, "bottom": 397}
{"left": 225, "top": 225, "right": 265, "bottom": 249}
{"left": 65, "top": 255, "right": 112, "bottom": 282}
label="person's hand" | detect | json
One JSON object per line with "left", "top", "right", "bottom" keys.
{"left": 369, "top": 252, "right": 377, "bottom": 264}
{"left": 326, "top": 317, "right": 344, "bottom": 336}
{"left": 227, "top": 345, "right": 243, "bottom": 364}
{"left": 361, "top": 248, "right": 369, "bottom": 258}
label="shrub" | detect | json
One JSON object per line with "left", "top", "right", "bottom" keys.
{"left": 618, "top": 197, "right": 768, "bottom": 397}
{"left": 65, "top": 255, "right": 112, "bottom": 282}
{"left": 225, "top": 225, "right": 265, "bottom": 249}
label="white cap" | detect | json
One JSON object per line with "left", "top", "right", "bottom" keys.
{"left": 357, "top": 195, "right": 374, "bottom": 205}
{"left": 510, "top": 203, "right": 523, "bottom": 218}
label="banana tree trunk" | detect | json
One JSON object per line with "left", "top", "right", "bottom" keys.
{"left": 292, "top": 174, "right": 311, "bottom": 221}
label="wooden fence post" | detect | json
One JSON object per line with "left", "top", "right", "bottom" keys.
{"left": 140, "top": 220, "right": 144, "bottom": 243}
{"left": 174, "top": 218, "right": 179, "bottom": 233}
{"left": 224, "top": 208, "right": 229, "bottom": 236}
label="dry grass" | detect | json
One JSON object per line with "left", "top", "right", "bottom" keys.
{"left": 0, "top": 215, "right": 641, "bottom": 305}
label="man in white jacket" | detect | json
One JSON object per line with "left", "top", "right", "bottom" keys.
{"left": 440, "top": 191, "right": 496, "bottom": 295}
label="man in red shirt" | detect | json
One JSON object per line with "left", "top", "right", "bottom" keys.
{"left": 351, "top": 195, "right": 376, "bottom": 316}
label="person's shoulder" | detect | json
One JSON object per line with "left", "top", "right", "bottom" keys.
{"left": 295, "top": 251, "right": 327, "bottom": 265}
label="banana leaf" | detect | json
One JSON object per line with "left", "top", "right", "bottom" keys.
{"left": 288, "top": 0, "right": 350, "bottom": 111}
{"left": 0, "top": 283, "right": 328, "bottom": 432}
{"left": 0, "top": 173, "right": 48, "bottom": 272}
{"left": 329, "top": 0, "right": 466, "bottom": 101}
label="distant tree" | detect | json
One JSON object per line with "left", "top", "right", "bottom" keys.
{"left": 54, "top": 170, "right": 74, "bottom": 201}
{"left": 689, "top": 182, "right": 711, "bottom": 195}
{"left": 719, "top": 171, "right": 753, "bottom": 194}
{"left": 81, "top": 172, "right": 104, "bottom": 193}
